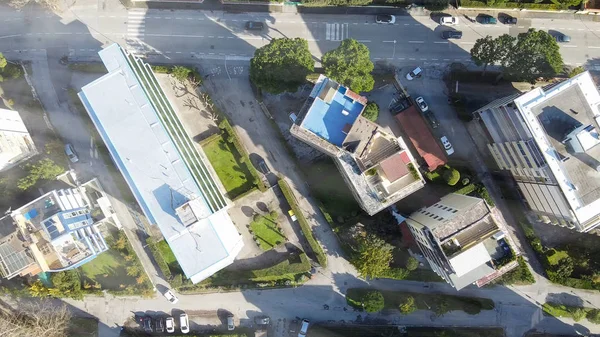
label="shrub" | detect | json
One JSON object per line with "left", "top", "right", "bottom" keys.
{"left": 362, "top": 102, "right": 379, "bottom": 122}
{"left": 587, "top": 309, "right": 600, "bottom": 324}
{"left": 406, "top": 257, "right": 419, "bottom": 271}
{"left": 571, "top": 307, "right": 586, "bottom": 322}
{"left": 407, "top": 163, "right": 420, "bottom": 181}
{"left": 569, "top": 66, "right": 585, "bottom": 78}
{"left": 399, "top": 296, "right": 416, "bottom": 314}
{"left": 361, "top": 290, "right": 385, "bottom": 313}
{"left": 476, "top": 184, "right": 495, "bottom": 207}
{"left": 462, "top": 299, "right": 482, "bottom": 315}
{"left": 455, "top": 183, "right": 476, "bottom": 195}
{"left": 442, "top": 167, "right": 460, "bottom": 186}
{"left": 424, "top": 0, "right": 449, "bottom": 10}
{"left": 171, "top": 274, "right": 183, "bottom": 288}
{"left": 379, "top": 267, "right": 409, "bottom": 280}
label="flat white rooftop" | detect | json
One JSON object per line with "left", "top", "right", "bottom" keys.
{"left": 514, "top": 71, "right": 600, "bottom": 229}
{"left": 79, "top": 44, "right": 243, "bottom": 283}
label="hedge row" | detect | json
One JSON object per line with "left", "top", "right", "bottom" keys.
{"left": 460, "top": 0, "right": 562, "bottom": 10}
{"left": 145, "top": 237, "right": 172, "bottom": 279}
{"left": 277, "top": 178, "right": 327, "bottom": 267}
{"left": 217, "top": 118, "right": 267, "bottom": 192}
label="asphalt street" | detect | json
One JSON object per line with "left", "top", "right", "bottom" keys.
{"left": 2, "top": 6, "right": 600, "bottom": 67}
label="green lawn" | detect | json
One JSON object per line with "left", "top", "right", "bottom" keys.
{"left": 346, "top": 288, "right": 494, "bottom": 315}
{"left": 156, "top": 240, "right": 182, "bottom": 273}
{"left": 78, "top": 250, "right": 136, "bottom": 290}
{"left": 547, "top": 249, "right": 569, "bottom": 265}
{"left": 250, "top": 214, "right": 286, "bottom": 250}
{"left": 203, "top": 136, "right": 255, "bottom": 199}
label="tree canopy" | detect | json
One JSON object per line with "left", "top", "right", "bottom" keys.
{"left": 506, "top": 29, "right": 563, "bottom": 82}
{"left": 361, "top": 290, "right": 385, "bottom": 313}
{"left": 470, "top": 29, "right": 563, "bottom": 82}
{"left": 352, "top": 234, "right": 393, "bottom": 278}
{"left": 250, "top": 38, "right": 314, "bottom": 94}
{"left": 0, "top": 53, "right": 6, "bottom": 69}
{"left": 362, "top": 102, "right": 379, "bottom": 121}
{"left": 322, "top": 39, "right": 374, "bottom": 93}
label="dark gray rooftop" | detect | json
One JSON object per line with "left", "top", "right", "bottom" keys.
{"left": 431, "top": 199, "right": 491, "bottom": 242}
{"left": 531, "top": 84, "right": 600, "bottom": 206}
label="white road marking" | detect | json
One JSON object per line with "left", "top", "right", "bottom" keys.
{"left": 409, "top": 41, "right": 424, "bottom": 43}
{"left": 562, "top": 45, "right": 578, "bottom": 48}
{"left": 325, "top": 23, "right": 348, "bottom": 41}
{"left": 357, "top": 40, "right": 371, "bottom": 42}
{"left": 589, "top": 46, "right": 600, "bottom": 49}
{"left": 434, "top": 41, "right": 448, "bottom": 44}
{"left": 382, "top": 40, "right": 395, "bottom": 43}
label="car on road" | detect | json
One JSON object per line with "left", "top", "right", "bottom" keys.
{"left": 288, "top": 210, "right": 297, "bottom": 222}
{"left": 165, "top": 316, "right": 175, "bottom": 333}
{"left": 258, "top": 160, "right": 270, "bottom": 175}
{"left": 298, "top": 319, "right": 310, "bottom": 337}
{"left": 254, "top": 315, "right": 270, "bottom": 326}
{"left": 155, "top": 317, "right": 165, "bottom": 333}
{"left": 415, "top": 97, "right": 428, "bottom": 112}
{"left": 375, "top": 14, "right": 395, "bottom": 24}
{"left": 180, "top": 313, "right": 190, "bottom": 334}
{"left": 440, "top": 136, "right": 455, "bottom": 156}
{"left": 441, "top": 30, "right": 462, "bottom": 40}
{"left": 502, "top": 15, "right": 517, "bottom": 24}
{"left": 64, "top": 143, "right": 79, "bottom": 163}
{"left": 479, "top": 15, "right": 497, "bottom": 24}
{"left": 439, "top": 16, "right": 458, "bottom": 25}
{"left": 555, "top": 34, "right": 571, "bottom": 43}
{"left": 245, "top": 21, "right": 264, "bottom": 30}
{"left": 406, "top": 67, "right": 422, "bottom": 80}
{"left": 163, "top": 289, "right": 179, "bottom": 304}
{"left": 227, "top": 314, "right": 235, "bottom": 331}
{"left": 141, "top": 316, "right": 153, "bottom": 333}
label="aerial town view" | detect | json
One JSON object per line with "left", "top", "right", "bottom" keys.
{"left": 2, "top": 0, "right": 600, "bottom": 336}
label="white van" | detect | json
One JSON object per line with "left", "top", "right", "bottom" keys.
{"left": 298, "top": 319, "right": 310, "bottom": 337}
{"left": 406, "top": 67, "right": 422, "bottom": 81}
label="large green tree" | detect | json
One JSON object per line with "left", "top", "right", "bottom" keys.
{"left": 505, "top": 29, "right": 563, "bottom": 82}
{"left": 352, "top": 234, "right": 393, "bottom": 278}
{"left": 470, "top": 36, "right": 498, "bottom": 76}
{"left": 250, "top": 38, "right": 314, "bottom": 94}
{"left": 322, "top": 38, "right": 374, "bottom": 93}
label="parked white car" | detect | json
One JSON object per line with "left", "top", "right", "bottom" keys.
{"left": 406, "top": 67, "right": 422, "bottom": 80}
{"left": 440, "top": 16, "right": 459, "bottom": 25}
{"left": 180, "top": 313, "right": 190, "bottom": 334}
{"left": 64, "top": 143, "right": 79, "bottom": 163}
{"left": 165, "top": 316, "right": 175, "bottom": 333}
{"left": 298, "top": 319, "right": 310, "bottom": 337}
{"left": 415, "top": 97, "right": 429, "bottom": 112}
{"left": 440, "top": 136, "right": 455, "bottom": 155}
{"left": 163, "top": 289, "right": 179, "bottom": 304}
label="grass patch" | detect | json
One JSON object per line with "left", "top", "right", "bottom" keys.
{"left": 79, "top": 249, "right": 137, "bottom": 290}
{"left": 68, "top": 62, "right": 107, "bottom": 73}
{"left": 68, "top": 317, "right": 98, "bottom": 337}
{"left": 346, "top": 288, "right": 494, "bottom": 315}
{"left": 250, "top": 213, "right": 286, "bottom": 250}
{"left": 156, "top": 239, "right": 181, "bottom": 272}
{"left": 547, "top": 249, "right": 569, "bottom": 266}
{"left": 179, "top": 251, "right": 311, "bottom": 291}
{"left": 278, "top": 178, "right": 327, "bottom": 267}
{"left": 404, "top": 269, "right": 444, "bottom": 282}
{"left": 202, "top": 135, "right": 256, "bottom": 200}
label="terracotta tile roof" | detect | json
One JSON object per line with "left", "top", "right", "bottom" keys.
{"left": 394, "top": 106, "right": 446, "bottom": 171}
{"left": 379, "top": 152, "right": 409, "bottom": 182}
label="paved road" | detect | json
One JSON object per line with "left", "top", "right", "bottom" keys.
{"left": 2, "top": 6, "right": 600, "bottom": 67}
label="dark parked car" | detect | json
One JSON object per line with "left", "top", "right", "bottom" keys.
{"left": 245, "top": 21, "right": 264, "bottom": 30}
{"left": 441, "top": 30, "right": 462, "bottom": 39}
{"left": 375, "top": 14, "right": 395, "bottom": 24}
{"left": 254, "top": 315, "right": 270, "bottom": 326}
{"left": 140, "top": 316, "right": 153, "bottom": 333}
{"left": 155, "top": 317, "right": 165, "bottom": 333}
{"left": 503, "top": 16, "right": 517, "bottom": 24}
{"left": 479, "top": 15, "right": 497, "bottom": 24}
